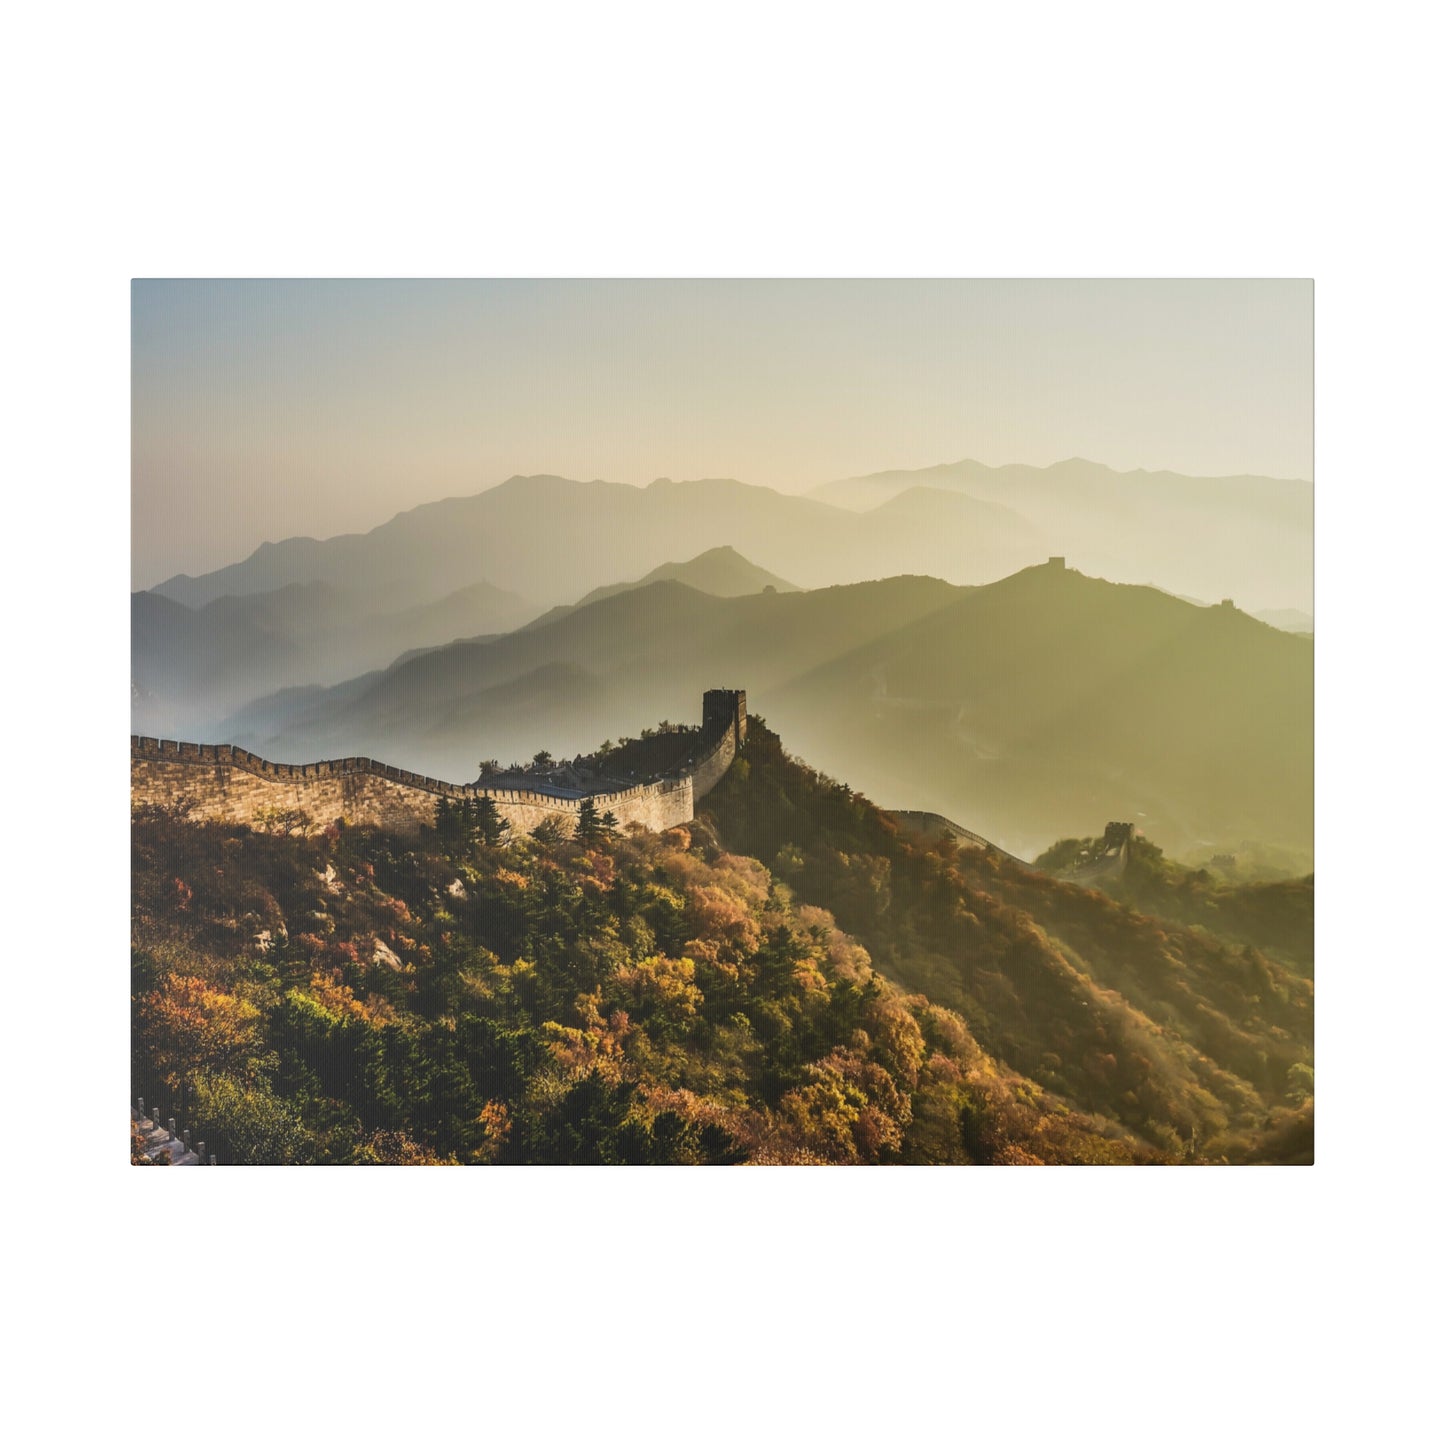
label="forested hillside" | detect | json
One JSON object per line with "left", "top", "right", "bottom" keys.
{"left": 131, "top": 721, "right": 1311, "bottom": 1164}
{"left": 766, "top": 561, "right": 1313, "bottom": 858}
{"left": 1035, "top": 831, "right": 1313, "bottom": 974}
{"left": 131, "top": 801, "right": 1151, "bottom": 1165}
{"left": 699, "top": 723, "right": 1313, "bottom": 1162}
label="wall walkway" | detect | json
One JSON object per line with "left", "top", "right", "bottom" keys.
{"left": 131, "top": 690, "right": 746, "bottom": 839}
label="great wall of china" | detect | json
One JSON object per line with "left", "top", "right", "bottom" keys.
{"left": 131, "top": 689, "right": 748, "bottom": 838}
{"left": 132, "top": 684, "right": 1144, "bottom": 885}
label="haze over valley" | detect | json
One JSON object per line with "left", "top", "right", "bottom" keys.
{"left": 149, "top": 459, "right": 1312, "bottom": 616}
{"left": 132, "top": 466, "right": 1313, "bottom": 863}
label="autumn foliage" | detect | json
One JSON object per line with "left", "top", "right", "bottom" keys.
{"left": 131, "top": 720, "right": 1310, "bottom": 1164}
{"left": 131, "top": 786, "right": 1153, "bottom": 1164}
{"left": 698, "top": 721, "right": 1313, "bottom": 1163}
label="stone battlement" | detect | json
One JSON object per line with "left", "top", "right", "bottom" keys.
{"left": 131, "top": 690, "right": 748, "bottom": 839}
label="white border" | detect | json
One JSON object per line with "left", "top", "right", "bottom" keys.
{"left": 8, "top": 1, "right": 1439, "bottom": 1437}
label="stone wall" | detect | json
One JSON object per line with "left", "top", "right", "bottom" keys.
{"left": 689, "top": 716, "right": 740, "bottom": 801}
{"left": 703, "top": 688, "right": 748, "bottom": 744}
{"left": 131, "top": 690, "right": 746, "bottom": 839}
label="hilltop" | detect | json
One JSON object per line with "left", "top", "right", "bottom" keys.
{"left": 520, "top": 546, "right": 799, "bottom": 632}
{"left": 575, "top": 545, "right": 799, "bottom": 606}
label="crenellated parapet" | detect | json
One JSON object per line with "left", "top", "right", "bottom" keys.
{"left": 702, "top": 688, "right": 747, "bottom": 745}
{"left": 131, "top": 691, "right": 747, "bottom": 838}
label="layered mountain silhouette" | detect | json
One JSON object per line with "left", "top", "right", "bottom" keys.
{"left": 763, "top": 562, "right": 1313, "bottom": 860}
{"left": 216, "top": 574, "right": 960, "bottom": 772}
{"left": 521, "top": 545, "right": 799, "bottom": 630}
{"left": 1249, "top": 607, "right": 1313, "bottom": 634}
{"left": 145, "top": 473, "right": 1051, "bottom": 612}
{"left": 814, "top": 457, "right": 1312, "bottom": 612}
{"left": 133, "top": 544, "right": 802, "bottom": 737}
{"left": 210, "top": 562, "right": 1311, "bottom": 861}
{"left": 134, "top": 466, "right": 1313, "bottom": 858}
{"left": 148, "top": 465, "right": 1311, "bottom": 625}
{"left": 131, "top": 577, "right": 538, "bottom": 735}
{"left": 576, "top": 544, "right": 797, "bottom": 603}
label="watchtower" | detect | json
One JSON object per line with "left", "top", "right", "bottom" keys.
{"left": 703, "top": 688, "right": 748, "bottom": 745}
{"left": 1047, "top": 555, "right": 1066, "bottom": 570}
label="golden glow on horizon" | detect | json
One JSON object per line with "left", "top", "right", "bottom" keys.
{"left": 131, "top": 279, "right": 1312, "bottom": 588}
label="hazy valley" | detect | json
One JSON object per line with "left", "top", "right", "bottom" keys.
{"left": 134, "top": 463, "right": 1313, "bottom": 861}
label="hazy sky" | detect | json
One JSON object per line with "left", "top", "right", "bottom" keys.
{"left": 132, "top": 279, "right": 1312, "bottom": 588}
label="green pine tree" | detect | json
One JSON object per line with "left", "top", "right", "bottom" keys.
{"left": 576, "top": 797, "right": 602, "bottom": 843}
{"left": 434, "top": 795, "right": 457, "bottom": 839}
{"left": 476, "top": 796, "right": 510, "bottom": 847}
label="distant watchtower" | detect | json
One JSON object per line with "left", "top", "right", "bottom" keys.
{"left": 1047, "top": 555, "right": 1066, "bottom": 570}
{"left": 703, "top": 689, "right": 748, "bottom": 745}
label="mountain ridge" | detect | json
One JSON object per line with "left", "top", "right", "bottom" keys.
{"left": 146, "top": 460, "right": 1310, "bottom": 615}
{"left": 522, "top": 546, "right": 801, "bottom": 632}
{"left": 204, "top": 562, "right": 1311, "bottom": 860}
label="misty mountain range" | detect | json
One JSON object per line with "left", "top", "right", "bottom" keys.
{"left": 132, "top": 462, "right": 1314, "bottom": 860}
{"left": 132, "top": 576, "right": 540, "bottom": 735}
{"left": 815, "top": 456, "right": 1311, "bottom": 610}
{"left": 520, "top": 546, "right": 798, "bottom": 632}
{"left": 148, "top": 458, "right": 1312, "bottom": 614}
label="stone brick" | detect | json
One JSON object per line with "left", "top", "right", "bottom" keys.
{"left": 130, "top": 691, "right": 747, "bottom": 838}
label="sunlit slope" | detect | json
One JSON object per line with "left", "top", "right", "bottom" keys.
{"left": 700, "top": 720, "right": 1313, "bottom": 1162}
{"left": 227, "top": 576, "right": 963, "bottom": 775}
{"left": 220, "top": 563, "right": 1311, "bottom": 859}
{"left": 764, "top": 563, "right": 1312, "bottom": 858}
